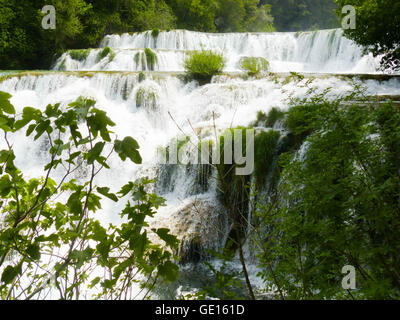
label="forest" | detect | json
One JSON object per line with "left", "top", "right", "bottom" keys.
{"left": 0, "top": 0, "right": 341, "bottom": 69}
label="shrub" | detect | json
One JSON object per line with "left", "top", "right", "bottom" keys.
{"left": 256, "top": 96, "right": 400, "bottom": 299}
{"left": 251, "top": 108, "right": 285, "bottom": 128}
{"left": 265, "top": 107, "right": 285, "bottom": 127}
{"left": 183, "top": 50, "right": 226, "bottom": 85}
{"left": 69, "top": 49, "right": 91, "bottom": 62}
{"left": 239, "top": 57, "right": 269, "bottom": 76}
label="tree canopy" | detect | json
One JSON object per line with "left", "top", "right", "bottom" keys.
{"left": 262, "top": 0, "right": 340, "bottom": 31}
{"left": 335, "top": 0, "right": 400, "bottom": 70}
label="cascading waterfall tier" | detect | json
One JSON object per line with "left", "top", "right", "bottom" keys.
{"left": 54, "top": 29, "right": 383, "bottom": 74}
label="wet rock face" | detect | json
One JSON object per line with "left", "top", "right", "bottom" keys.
{"left": 151, "top": 197, "right": 231, "bottom": 264}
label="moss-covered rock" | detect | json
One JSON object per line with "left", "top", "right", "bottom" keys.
{"left": 135, "top": 86, "right": 158, "bottom": 111}
{"left": 144, "top": 48, "right": 157, "bottom": 71}
{"left": 239, "top": 57, "right": 269, "bottom": 76}
{"left": 96, "top": 46, "right": 116, "bottom": 62}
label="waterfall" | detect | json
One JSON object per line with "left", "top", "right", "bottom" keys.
{"left": 1, "top": 28, "right": 399, "bottom": 298}
{"left": 54, "top": 29, "right": 383, "bottom": 73}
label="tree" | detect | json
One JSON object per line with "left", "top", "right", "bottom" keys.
{"left": 215, "top": 0, "right": 274, "bottom": 32}
{"left": 254, "top": 89, "right": 400, "bottom": 299}
{"left": 0, "top": 0, "right": 44, "bottom": 69}
{"left": 0, "top": 92, "right": 179, "bottom": 299}
{"left": 166, "top": 0, "right": 219, "bottom": 31}
{"left": 335, "top": 0, "right": 400, "bottom": 70}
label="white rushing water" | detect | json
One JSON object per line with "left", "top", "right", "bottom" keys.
{"left": 1, "top": 28, "right": 400, "bottom": 299}
{"left": 54, "top": 29, "right": 383, "bottom": 73}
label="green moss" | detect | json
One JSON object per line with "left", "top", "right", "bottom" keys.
{"left": 59, "top": 59, "right": 67, "bottom": 71}
{"left": 69, "top": 49, "right": 91, "bottom": 62}
{"left": 239, "top": 57, "right": 269, "bottom": 76}
{"left": 134, "top": 52, "right": 141, "bottom": 67}
{"left": 138, "top": 71, "right": 146, "bottom": 82}
{"left": 254, "top": 130, "right": 281, "bottom": 188}
{"left": 136, "top": 87, "right": 158, "bottom": 110}
{"left": 96, "top": 47, "right": 115, "bottom": 62}
{"left": 151, "top": 29, "right": 160, "bottom": 38}
{"left": 184, "top": 50, "right": 226, "bottom": 85}
{"left": 144, "top": 48, "right": 157, "bottom": 71}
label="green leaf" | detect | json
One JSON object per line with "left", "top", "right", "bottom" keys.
{"left": 118, "top": 182, "right": 134, "bottom": 197}
{"left": 44, "top": 104, "right": 60, "bottom": 118}
{"left": 158, "top": 261, "right": 179, "bottom": 282}
{"left": 101, "top": 279, "right": 116, "bottom": 290}
{"left": 97, "top": 187, "right": 118, "bottom": 202}
{"left": 0, "top": 91, "right": 15, "bottom": 114}
{"left": 97, "top": 241, "right": 111, "bottom": 262}
{"left": 26, "top": 243, "right": 41, "bottom": 261}
{"left": 91, "top": 221, "right": 107, "bottom": 242}
{"left": 86, "top": 142, "right": 105, "bottom": 165}
{"left": 26, "top": 123, "right": 36, "bottom": 136}
{"left": 87, "top": 108, "right": 115, "bottom": 142}
{"left": 0, "top": 175, "right": 12, "bottom": 197}
{"left": 114, "top": 137, "right": 142, "bottom": 164}
{"left": 89, "top": 277, "right": 101, "bottom": 289}
{"left": 1, "top": 264, "right": 21, "bottom": 284}
{"left": 23, "top": 107, "right": 42, "bottom": 121}
{"left": 71, "top": 247, "right": 94, "bottom": 269}
{"left": 153, "top": 228, "right": 179, "bottom": 249}
{"left": 69, "top": 97, "right": 95, "bottom": 118}
{"left": 129, "top": 231, "right": 147, "bottom": 258}
{"left": 34, "top": 120, "right": 51, "bottom": 140}
{"left": 0, "top": 150, "right": 14, "bottom": 163}
{"left": 67, "top": 191, "right": 82, "bottom": 215}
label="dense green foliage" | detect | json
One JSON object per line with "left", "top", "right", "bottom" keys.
{"left": 166, "top": 0, "right": 274, "bottom": 32}
{"left": 335, "top": 0, "right": 400, "bottom": 70}
{"left": 0, "top": 0, "right": 275, "bottom": 70}
{"left": 0, "top": 92, "right": 179, "bottom": 299}
{"left": 69, "top": 49, "right": 91, "bottom": 62}
{"left": 262, "top": 0, "right": 340, "bottom": 31}
{"left": 0, "top": 0, "right": 343, "bottom": 70}
{"left": 253, "top": 91, "right": 400, "bottom": 299}
{"left": 183, "top": 50, "right": 226, "bottom": 85}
